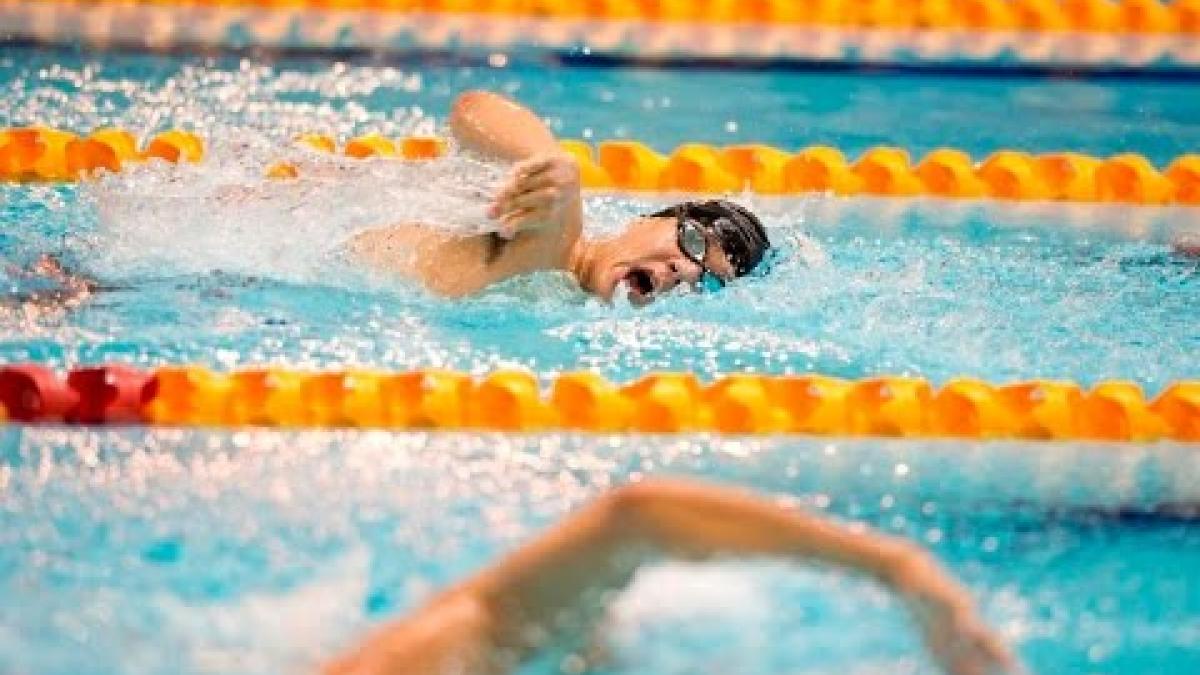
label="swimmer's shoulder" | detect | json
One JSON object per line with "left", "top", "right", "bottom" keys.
{"left": 349, "top": 222, "right": 501, "bottom": 297}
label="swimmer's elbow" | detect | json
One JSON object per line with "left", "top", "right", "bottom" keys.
{"left": 452, "top": 89, "right": 492, "bottom": 111}
{"left": 450, "top": 90, "right": 501, "bottom": 128}
{"left": 600, "top": 480, "right": 705, "bottom": 541}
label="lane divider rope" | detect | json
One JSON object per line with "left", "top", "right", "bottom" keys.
{"left": 0, "top": 364, "right": 1196, "bottom": 441}
{"left": 3, "top": 127, "right": 1198, "bottom": 206}
{"left": 8, "top": 2, "right": 1200, "bottom": 73}
{"left": 23, "top": 0, "right": 1200, "bottom": 35}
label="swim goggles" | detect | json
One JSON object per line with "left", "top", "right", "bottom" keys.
{"left": 676, "top": 215, "right": 731, "bottom": 292}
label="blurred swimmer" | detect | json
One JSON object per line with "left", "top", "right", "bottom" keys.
{"left": 0, "top": 254, "right": 97, "bottom": 322}
{"left": 350, "top": 91, "right": 770, "bottom": 305}
{"left": 327, "top": 478, "right": 1017, "bottom": 675}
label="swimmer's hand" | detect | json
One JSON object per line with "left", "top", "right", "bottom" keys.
{"left": 487, "top": 152, "right": 580, "bottom": 240}
{"left": 895, "top": 554, "right": 1019, "bottom": 675}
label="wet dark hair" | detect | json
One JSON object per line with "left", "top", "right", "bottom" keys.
{"left": 649, "top": 200, "right": 771, "bottom": 278}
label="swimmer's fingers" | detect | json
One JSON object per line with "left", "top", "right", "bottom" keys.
{"left": 952, "top": 617, "right": 1019, "bottom": 675}
{"left": 489, "top": 187, "right": 555, "bottom": 230}
{"left": 497, "top": 207, "right": 536, "bottom": 240}
{"left": 922, "top": 606, "right": 1019, "bottom": 675}
{"left": 488, "top": 175, "right": 557, "bottom": 219}
{"left": 500, "top": 187, "right": 560, "bottom": 215}
{"left": 511, "top": 154, "right": 559, "bottom": 182}
{"left": 493, "top": 157, "right": 555, "bottom": 202}
{"left": 512, "top": 153, "right": 579, "bottom": 194}
{"left": 489, "top": 155, "right": 575, "bottom": 219}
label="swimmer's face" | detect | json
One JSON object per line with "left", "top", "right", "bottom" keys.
{"left": 594, "top": 216, "right": 735, "bottom": 306}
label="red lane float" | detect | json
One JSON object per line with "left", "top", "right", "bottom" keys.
{"left": 0, "top": 364, "right": 80, "bottom": 423}
{"left": 65, "top": 365, "right": 154, "bottom": 424}
{"left": 0, "top": 364, "right": 155, "bottom": 424}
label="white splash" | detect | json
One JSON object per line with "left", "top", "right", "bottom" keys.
{"left": 77, "top": 135, "right": 510, "bottom": 284}
{"left": 154, "top": 545, "right": 373, "bottom": 675}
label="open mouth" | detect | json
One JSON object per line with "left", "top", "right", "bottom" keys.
{"left": 624, "top": 267, "right": 656, "bottom": 299}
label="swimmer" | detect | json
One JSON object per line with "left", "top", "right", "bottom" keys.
{"left": 349, "top": 90, "right": 770, "bottom": 304}
{"left": 0, "top": 254, "right": 97, "bottom": 321}
{"left": 328, "top": 478, "right": 1017, "bottom": 675}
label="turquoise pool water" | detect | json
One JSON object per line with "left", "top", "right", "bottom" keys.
{"left": 3, "top": 429, "right": 1200, "bottom": 675}
{"left": 2, "top": 45, "right": 1200, "bottom": 674}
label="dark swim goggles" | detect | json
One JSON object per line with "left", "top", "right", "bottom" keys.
{"left": 676, "top": 216, "right": 730, "bottom": 292}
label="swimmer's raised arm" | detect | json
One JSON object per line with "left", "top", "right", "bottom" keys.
{"left": 449, "top": 90, "right": 559, "bottom": 162}
{"left": 449, "top": 90, "right": 583, "bottom": 240}
{"left": 326, "top": 478, "right": 1015, "bottom": 675}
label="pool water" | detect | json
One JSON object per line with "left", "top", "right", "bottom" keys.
{"left": 2, "top": 44, "right": 1200, "bottom": 675}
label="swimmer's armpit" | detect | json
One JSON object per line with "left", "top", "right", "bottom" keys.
{"left": 328, "top": 479, "right": 1017, "bottom": 675}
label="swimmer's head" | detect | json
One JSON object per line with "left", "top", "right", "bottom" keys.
{"left": 582, "top": 199, "right": 771, "bottom": 306}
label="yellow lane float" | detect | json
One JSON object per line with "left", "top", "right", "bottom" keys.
{"left": 2, "top": 364, "right": 1198, "bottom": 441}
{"left": 38, "top": 0, "right": 1200, "bottom": 34}
{"left": 5, "top": 127, "right": 1199, "bottom": 207}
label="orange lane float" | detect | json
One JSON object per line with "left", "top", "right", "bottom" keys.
{"left": 622, "top": 372, "right": 706, "bottom": 432}
{"left": 1, "top": 364, "right": 1197, "bottom": 441}
{"left": 781, "top": 146, "right": 863, "bottom": 196}
{"left": 1151, "top": 382, "right": 1200, "bottom": 441}
{"left": 846, "top": 377, "right": 934, "bottom": 437}
{"left": 932, "top": 378, "right": 1015, "bottom": 438}
{"left": 399, "top": 135, "right": 447, "bottom": 159}
{"left": 1165, "top": 155, "right": 1200, "bottom": 205}
{"left": 915, "top": 149, "right": 989, "bottom": 199}
{"left": 1035, "top": 152, "right": 1102, "bottom": 201}
{"left": 65, "top": 129, "right": 138, "bottom": 177}
{"left": 598, "top": 140, "right": 669, "bottom": 191}
{"left": 853, "top": 147, "right": 924, "bottom": 197}
{"left": 143, "top": 130, "right": 205, "bottom": 164}
{"left": 720, "top": 144, "right": 791, "bottom": 194}
{"left": 551, "top": 370, "right": 632, "bottom": 431}
{"left": 4, "top": 127, "right": 1198, "bottom": 207}
{"left": 1095, "top": 153, "right": 1175, "bottom": 204}
{"left": 1179, "top": 0, "right": 1200, "bottom": 33}
{"left": 1011, "top": 0, "right": 1071, "bottom": 30}
{"left": 977, "top": 150, "right": 1051, "bottom": 201}
{"left": 343, "top": 133, "right": 397, "bottom": 158}
{"left": 29, "top": 0, "right": 1200, "bottom": 34}
{"left": 770, "top": 375, "right": 853, "bottom": 435}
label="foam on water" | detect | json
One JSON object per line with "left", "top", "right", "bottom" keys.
{"left": 76, "top": 133, "right": 513, "bottom": 284}
{"left": 602, "top": 562, "right": 924, "bottom": 675}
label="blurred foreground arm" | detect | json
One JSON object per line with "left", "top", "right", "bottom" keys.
{"left": 326, "top": 478, "right": 1016, "bottom": 675}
